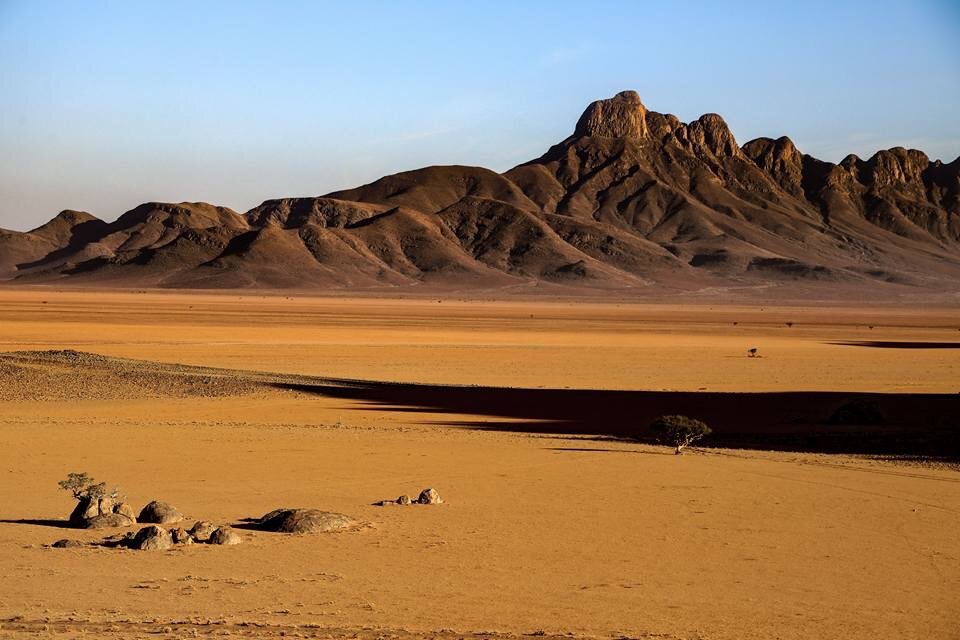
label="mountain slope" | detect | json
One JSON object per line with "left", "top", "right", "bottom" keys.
{"left": 2, "top": 90, "right": 958, "bottom": 298}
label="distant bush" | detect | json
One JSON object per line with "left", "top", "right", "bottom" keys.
{"left": 827, "top": 400, "right": 884, "bottom": 426}
{"left": 649, "top": 415, "right": 712, "bottom": 455}
{"left": 58, "top": 472, "right": 118, "bottom": 501}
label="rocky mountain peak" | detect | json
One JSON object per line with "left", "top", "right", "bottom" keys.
{"left": 867, "top": 147, "right": 930, "bottom": 188}
{"left": 741, "top": 136, "right": 804, "bottom": 196}
{"left": 573, "top": 90, "right": 649, "bottom": 139}
{"left": 681, "top": 113, "right": 741, "bottom": 158}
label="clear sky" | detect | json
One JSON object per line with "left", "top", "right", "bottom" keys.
{"left": 1, "top": 0, "right": 958, "bottom": 231}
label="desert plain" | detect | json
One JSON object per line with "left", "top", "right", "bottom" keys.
{"left": 0, "top": 288, "right": 958, "bottom": 640}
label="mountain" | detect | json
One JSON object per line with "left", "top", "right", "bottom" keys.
{"left": 2, "top": 90, "right": 958, "bottom": 299}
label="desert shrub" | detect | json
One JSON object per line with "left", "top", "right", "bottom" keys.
{"left": 58, "top": 472, "right": 118, "bottom": 501}
{"left": 649, "top": 415, "right": 712, "bottom": 454}
{"left": 827, "top": 400, "right": 884, "bottom": 426}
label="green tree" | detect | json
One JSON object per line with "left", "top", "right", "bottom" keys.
{"left": 649, "top": 415, "right": 712, "bottom": 455}
{"left": 58, "top": 472, "right": 115, "bottom": 500}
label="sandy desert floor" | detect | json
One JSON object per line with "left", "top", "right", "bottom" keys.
{"left": 0, "top": 289, "right": 958, "bottom": 640}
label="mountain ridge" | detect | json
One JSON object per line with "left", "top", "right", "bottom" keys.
{"left": 2, "top": 90, "right": 958, "bottom": 298}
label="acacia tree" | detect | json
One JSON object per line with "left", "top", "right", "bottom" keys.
{"left": 649, "top": 415, "right": 712, "bottom": 455}
{"left": 58, "top": 472, "right": 116, "bottom": 501}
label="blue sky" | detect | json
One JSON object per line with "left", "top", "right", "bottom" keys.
{"left": 1, "top": 0, "right": 958, "bottom": 230}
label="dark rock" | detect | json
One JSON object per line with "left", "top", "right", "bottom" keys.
{"left": 397, "top": 494, "right": 412, "bottom": 505}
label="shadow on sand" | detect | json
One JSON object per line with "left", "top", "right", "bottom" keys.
{"left": 828, "top": 341, "right": 960, "bottom": 349}
{"left": 277, "top": 379, "right": 960, "bottom": 459}
{"left": 0, "top": 518, "right": 77, "bottom": 529}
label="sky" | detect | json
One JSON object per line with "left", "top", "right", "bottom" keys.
{"left": 1, "top": 1, "right": 959, "bottom": 231}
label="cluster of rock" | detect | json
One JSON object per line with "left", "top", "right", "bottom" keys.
{"left": 69, "top": 495, "right": 184, "bottom": 530}
{"left": 53, "top": 520, "right": 241, "bottom": 550}
{"left": 52, "top": 486, "right": 437, "bottom": 549}
{"left": 69, "top": 495, "right": 138, "bottom": 529}
{"left": 56, "top": 494, "right": 241, "bottom": 550}
{"left": 121, "top": 521, "right": 241, "bottom": 550}
{"left": 375, "top": 487, "right": 443, "bottom": 506}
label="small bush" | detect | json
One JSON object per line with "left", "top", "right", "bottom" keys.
{"left": 649, "top": 415, "right": 712, "bottom": 454}
{"left": 58, "top": 472, "right": 118, "bottom": 501}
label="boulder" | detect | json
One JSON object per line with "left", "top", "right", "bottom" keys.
{"left": 69, "top": 496, "right": 114, "bottom": 525}
{"left": 138, "top": 501, "right": 183, "bottom": 525}
{"left": 188, "top": 520, "right": 217, "bottom": 542}
{"left": 112, "top": 502, "right": 137, "bottom": 522}
{"left": 170, "top": 527, "right": 192, "bottom": 544}
{"left": 131, "top": 525, "right": 173, "bottom": 551}
{"left": 397, "top": 495, "right": 412, "bottom": 505}
{"left": 257, "top": 508, "right": 358, "bottom": 534}
{"left": 51, "top": 539, "right": 83, "bottom": 548}
{"left": 82, "top": 512, "right": 135, "bottom": 529}
{"left": 416, "top": 488, "right": 443, "bottom": 505}
{"left": 209, "top": 527, "right": 242, "bottom": 545}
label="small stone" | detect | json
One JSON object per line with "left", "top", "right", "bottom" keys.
{"left": 51, "top": 539, "right": 83, "bottom": 548}
{"left": 396, "top": 495, "right": 411, "bottom": 505}
{"left": 170, "top": 527, "right": 192, "bottom": 544}
{"left": 416, "top": 488, "right": 443, "bottom": 505}
{"left": 209, "top": 527, "right": 241, "bottom": 545}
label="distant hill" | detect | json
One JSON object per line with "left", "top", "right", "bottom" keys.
{"left": 2, "top": 90, "right": 958, "bottom": 299}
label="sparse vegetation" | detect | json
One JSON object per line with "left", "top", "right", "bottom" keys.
{"left": 649, "top": 415, "right": 712, "bottom": 455}
{"left": 58, "top": 472, "right": 118, "bottom": 501}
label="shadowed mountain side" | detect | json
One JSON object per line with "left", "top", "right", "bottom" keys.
{"left": 279, "top": 380, "right": 960, "bottom": 458}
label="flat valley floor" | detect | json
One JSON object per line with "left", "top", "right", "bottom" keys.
{"left": 0, "top": 289, "right": 958, "bottom": 640}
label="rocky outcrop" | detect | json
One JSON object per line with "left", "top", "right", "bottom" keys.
{"left": 679, "top": 113, "right": 742, "bottom": 159}
{"left": 742, "top": 136, "right": 805, "bottom": 198}
{"left": 574, "top": 90, "right": 648, "bottom": 139}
